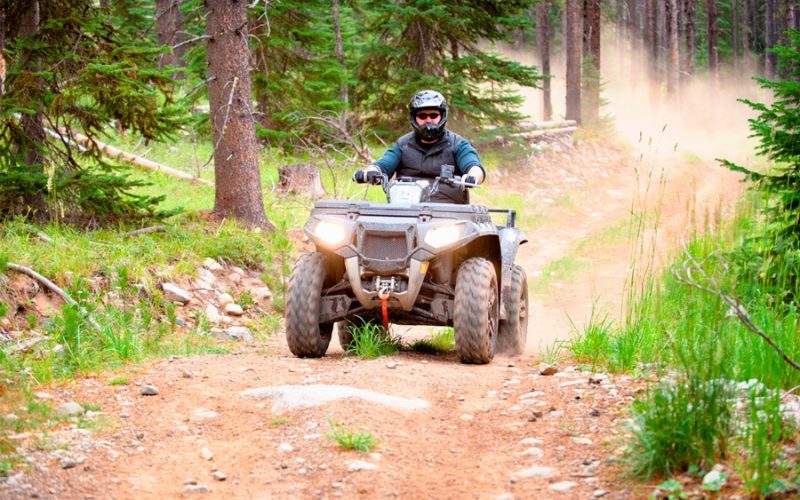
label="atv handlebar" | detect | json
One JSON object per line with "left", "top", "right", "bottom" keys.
{"left": 353, "top": 165, "right": 477, "bottom": 192}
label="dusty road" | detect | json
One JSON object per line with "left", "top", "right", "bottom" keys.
{"left": 1, "top": 140, "right": 744, "bottom": 500}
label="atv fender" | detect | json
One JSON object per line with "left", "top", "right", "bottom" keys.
{"left": 498, "top": 227, "right": 527, "bottom": 319}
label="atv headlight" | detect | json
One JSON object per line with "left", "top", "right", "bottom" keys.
{"left": 424, "top": 224, "right": 461, "bottom": 249}
{"left": 314, "top": 220, "right": 346, "bottom": 246}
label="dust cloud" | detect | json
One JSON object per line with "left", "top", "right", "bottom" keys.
{"left": 497, "top": 29, "right": 765, "bottom": 166}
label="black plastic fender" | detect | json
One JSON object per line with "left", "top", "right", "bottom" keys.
{"left": 498, "top": 227, "right": 528, "bottom": 319}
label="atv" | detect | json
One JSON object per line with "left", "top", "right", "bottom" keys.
{"left": 284, "top": 165, "right": 528, "bottom": 364}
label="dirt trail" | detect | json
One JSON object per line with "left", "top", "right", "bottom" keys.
{"left": 1, "top": 142, "right": 744, "bottom": 500}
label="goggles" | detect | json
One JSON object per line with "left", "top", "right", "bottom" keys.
{"left": 416, "top": 112, "right": 440, "bottom": 120}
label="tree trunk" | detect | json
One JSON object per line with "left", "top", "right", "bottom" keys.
{"left": 667, "top": 0, "right": 679, "bottom": 98}
{"left": 0, "top": 5, "right": 6, "bottom": 97}
{"left": 537, "top": 0, "right": 553, "bottom": 121}
{"left": 630, "top": 0, "right": 641, "bottom": 88}
{"left": 656, "top": 0, "right": 665, "bottom": 82}
{"left": 741, "top": 0, "right": 750, "bottom": 72}
{"left": 18, "top": 0, "right": 47, "bottom": 217}
{"left": 751, "top": 0, "right": 761, "bottom": 74}
{"left": 205, "top": 0, "right": 273, "bottom": 230}
{"left": 732, "top": 0, "right": 739, "bottom": 72}
{"left": 582, "top": 0, "right": 601, "bottom": 125}
{"left": 683, "top": 0, "right": 696, "bottom": 78}
{"left": 616, "top": 0, "right": 624, "bottom": 72}
{"left": 156, "top": 0, "right": 185, "bottom": 76}
{"left": 765, "top": 0, "right": 777, "bottom": 79}
{"left": 0, "top": 6, "right": 4, "bottom": 97}
{"left": 332, "top": 0, "right": 348, "bottom": 121}
{"left": 566, "top": 0, "right": 582, "bottom": 123}
{"left": 278, "top": 164, "right": 325, "bottom": 197}
{"left": 706, "top": 0, "right": 719, "bottom": 85}
{"left": 19, "top": 2, "right": 45, "bottom": 167}
{"left": 644, "top": 0, "right": 658, "bottom": 102}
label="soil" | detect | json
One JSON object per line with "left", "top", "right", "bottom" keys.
{"left": 0, "top": 138, "right": 745, "bottom": 500}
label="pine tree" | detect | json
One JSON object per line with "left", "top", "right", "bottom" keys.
{"left": 248, "top": 0, "right": 353, "bottom": 143}
{"left": 0, "top": 1, "right": 186, "bottom": 224}
{"left": 722, "top": 31, "right": 800, "bottom": 289}
{"left": 353, "top": 0, "right": 542, "bottom": 136}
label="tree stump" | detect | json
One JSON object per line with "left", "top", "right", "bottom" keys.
{"left": 278, "top": 163, "right": 325, "bottom": 197}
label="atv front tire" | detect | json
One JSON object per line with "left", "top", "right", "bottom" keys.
{"left": 497, "top": 265, "right": 528, "bottom": 356}
{"left": 454, "top": 257, "right": 499, "bottom": 364}
{"left": 285, "top": 252, "right": 333, "bottom": 357}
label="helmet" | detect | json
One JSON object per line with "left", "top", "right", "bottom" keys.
{"left": 408, "top": 90, "right": 448, "bottom": 142}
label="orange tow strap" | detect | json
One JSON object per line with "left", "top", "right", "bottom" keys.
{"left": 379, "top": 289, "right": 390, "bottom": 331}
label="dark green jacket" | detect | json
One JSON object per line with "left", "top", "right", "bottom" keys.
{"left": 373, "top": 131, "right": 484, "bottom": 204}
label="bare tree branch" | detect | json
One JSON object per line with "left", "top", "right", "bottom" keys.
{"left": 172, "top": 34, "right": 211, "bottom": 51}
{"left": 6, "top": 262, "right": 101, "bottom": 330}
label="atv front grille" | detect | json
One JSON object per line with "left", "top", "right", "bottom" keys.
{"left": 362, "top": 232, "right": 408, "bottom": 261}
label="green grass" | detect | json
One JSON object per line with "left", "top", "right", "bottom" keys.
{"left": 531, "top": 254, "right": 589, "bottom": 293}
{"left": 562, "top": 190, "right": 800, "bottom": 491}
{"left": 539, "top": 338, "right": 568, "bottom": 365}
{"left": 554, "top": 193, "right": 576, "bottom": 209}
{"left": 326, "top": 420, "right": 377, "bottom": 453}
{"left": 345, "top": 321, "right": 400, "bottom": 359}
{"left": 408, "top": 327, "right": 455, "bottom": 354}
{"left": 567, "top": 307, "right": 614, "bottom": 372}
{"left": 475, "top": 191, "right": 545, "bottom": 231}
{"left": 0, "top": 397, "right": 61, "bottom": 474}
{"left": 575, "top": 216, "right": 635, "bottom": 251}
{"left": 623, "top": 372, "right": 735, "bottom": 479}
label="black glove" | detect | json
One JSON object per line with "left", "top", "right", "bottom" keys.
{"left": 352, "top": 170, "right": 382, "bottom": 185}
{"left": 463, "top": 175, "right": 478, "bottom": 185}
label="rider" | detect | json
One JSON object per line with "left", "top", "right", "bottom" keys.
{"left": 352, "top": 89, "right": 485, "bottom": 204}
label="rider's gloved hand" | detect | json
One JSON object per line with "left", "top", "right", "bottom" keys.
{"left": 353, "top": 169, "right": 383, "bottom": 185}
{"left": 463, "top": 175, "right": 478, "bottom": 185}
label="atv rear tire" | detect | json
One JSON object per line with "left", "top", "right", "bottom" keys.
{"left": 285, "top": 252, "right": 333, "bottom": 357}
{"left": 454, "top": 257, "right": 499, "bottom": 364}
{"left": 497, "top": 265, "right": 528, "bottom": 356}
{"left": 337, "top": 321, "right": 355, "bottom": 352}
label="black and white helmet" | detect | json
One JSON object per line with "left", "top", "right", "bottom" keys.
{"left": 408, "top": 90, "right": 448, "bottom": 141}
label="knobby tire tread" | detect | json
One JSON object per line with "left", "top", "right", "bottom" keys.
{"left": 454, "top": 257, "right": 498, "bottom": 364}
{"left": 285, "top": 253, "right": 332, "bottom": 357}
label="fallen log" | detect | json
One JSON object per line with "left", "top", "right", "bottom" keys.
{"left": 60, "top": 128, "right": 213, "bottom": 187}
{"left": 11, "top": 113, "right": 212, "bottom": 187}
{"left": 517, "top": 120, "right": 577, "bottom": 130}
{"left": 516, "top": 126, "right": 578, "bottom": 141}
